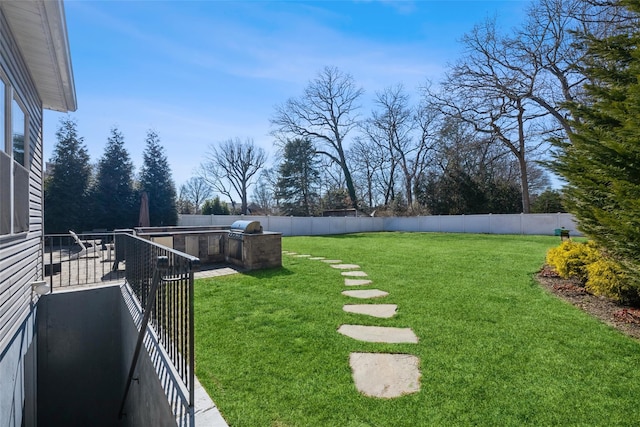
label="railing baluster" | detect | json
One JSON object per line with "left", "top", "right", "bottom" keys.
{"left": 118, "top": 256, "right": 168, "bottom": 420}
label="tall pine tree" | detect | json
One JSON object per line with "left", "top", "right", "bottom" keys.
{"left": 552, "top": 0, "right": 640, "bottom": 278}
{"left": 93, "top": 128, "right": 137, "bottom": 230}
{"left": 44, "top": 118, "right": 92, "bottom": 233}
{"left": 139, "top": 130, "right": 178, "bottom": 226}
{"left": 276, "top": 138, "right": 320, "bottom": 216}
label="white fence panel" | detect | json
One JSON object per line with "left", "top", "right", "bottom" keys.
{"left": 418, "top": 216, "right": 441, "bottom": 232}
{"left": 288, "top": 217, "right": 309, "bottom": 236}
{"left": 490, "top": 214, "right": 523, "bottom": 234}
{"left": 384, "top": 216, "right": 420, "bottom": 232}
{"left": 266, "top": 216, "right": 292, "bottom": 236}
{"left": 438, "top": 215, "right": 465, "bottom": 233}
{"left": 557, "top": 215, "right": 579, "bottom": 234}
{"left": 524, "top": 214, "right": 558, "bottom": 235}
{"left": 178, "top": 213, "right": 582, "bottom": 237}
{"left": 357, "top": 217, "right": 384, "bottom": 233}
{"left": 464, "top": 215, "right": 491, "bottom": 233}
{"left": 179, "top": 215, "right": 212, "bottom": 226}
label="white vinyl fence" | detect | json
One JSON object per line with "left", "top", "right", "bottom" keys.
{"left": 178, "top": 213, "right": 581, "bottom": 237}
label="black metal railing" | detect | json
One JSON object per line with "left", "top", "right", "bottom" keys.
{"left": 44, "top": 231, "right": 122, "bottom": 289}
{"left": 45, "top": 231, "right": 200, "bottom": 425}
{"left": 116, "top": 233, "right": 199, "bottom": 425}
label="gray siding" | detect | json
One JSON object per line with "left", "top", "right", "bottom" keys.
{"left": 0, "top": 5, "right": 45, "bottom": 361}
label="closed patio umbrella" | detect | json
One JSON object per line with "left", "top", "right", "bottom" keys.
{"left": 138, "top": 191, "right": 150, "bottom": 227}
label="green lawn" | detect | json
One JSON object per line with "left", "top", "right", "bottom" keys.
{"left": 194, "top": 233, "right": 640, "bottom": 426}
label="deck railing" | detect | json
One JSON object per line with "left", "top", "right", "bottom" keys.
{"left": 44, "top": 231, "right": 122, "bottom": 289}
{"left": 116, "top": 232, "right": 199, "bottom": 412}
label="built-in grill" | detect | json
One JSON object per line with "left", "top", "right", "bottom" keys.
{"left": 228, "top": 220, "right": 263, "bottom": 240}
{"left": 227, "top": 220, "right": 264, "bottom": 262}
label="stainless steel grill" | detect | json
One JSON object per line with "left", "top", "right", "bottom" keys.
{"left": 228, "top": 220, "right": 263, "bottom": 240}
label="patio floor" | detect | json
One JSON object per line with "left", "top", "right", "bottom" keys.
{"left": 45, "top": 246, "right": 240, "bottom": 291}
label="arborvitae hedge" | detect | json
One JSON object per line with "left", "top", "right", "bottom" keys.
{"left": 551, "top": 1, "right": 640, "bottom": 288}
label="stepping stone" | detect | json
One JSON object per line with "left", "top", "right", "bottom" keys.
{"left": 342, "top": 289, "right": 388, "bottom": 299}
{"left": 349, "top": 353, "right": 421, "bottom": 398}
{"left": 309, "top": 257, "right": 325, "bottom": 260}
{"left": 322, "top": 259, "right": 342, "bottom": 264}
{"left": 330, "top": 264, "right": 361, "bottom": 270}
{"left": 341, "top": 271, "right": 368, "bottom": 277}
{"left": 345, "top": 279, "right": 372, "bottom": 286}
{"left": 295, "top": 254, "right": 311, "bottom": 257}
{"left": 337, "top": 325, "right": 418, "bottom": 344}
{"left": 343, "top": 304, "right": 397, "bottom": 318}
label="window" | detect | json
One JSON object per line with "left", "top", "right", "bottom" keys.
{"left": 12, "top": 98, "right": 25, "bottom": 166}
{"left": 0, "top": 77, "right": 8, "bottom": 235}
{"left": 0, "top": 79, "right": 4, "bottom": 152}
{"left": 12, "top": 97, "right": 28, "bottom": 234}
{"left": 0, "top": 75, "right": 29, "bottom": 236}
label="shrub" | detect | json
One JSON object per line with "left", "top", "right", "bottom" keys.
{"left": 545, "top": 240, "right": 600, "bottom": 282}
{"left": 585, "top": 258, "right": 629, "bottom": 301}
{"left": 546, "top": 240, "right": 639, "bottom": 303}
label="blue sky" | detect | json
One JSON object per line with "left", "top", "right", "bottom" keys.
{"left": 44, "top": 0, "right": 530, "bottom": 189}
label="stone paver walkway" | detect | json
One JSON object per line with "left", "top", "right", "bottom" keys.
{"left": 330, "top": 264, "right": 361, "bottom": 270}
{"left": 344, "top": 279, "right": 372, "bottom": 286}
{"left": 341, "top": 289, "right": 389, "bottom": 299}
{"left": 338, "top": 325, "right": 419, "bottom": 343}
{"left": 343, "top": 304, "right": 397, "bottom": 318}
{"left": 341, "top": 271, "right": 368, "bottom": 277}
{"left": 282, "top": 249, "right": 422, "bottom": 399}
{"left": 349, "top": 353, "right": 421, "bottom": 399}
{"left": 195, "top": 266, "right": 241, "bottom": 279}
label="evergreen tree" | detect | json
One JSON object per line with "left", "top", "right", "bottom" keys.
{"left": 530, "top": 189, "right": 565, "bottom": 213}
{"left": 44, "top": 118, "right": 92, "bottom": 233}
{"left": 551, "top": 0, "right": 640, "bottom": 277}
{"left": 201, "top": 196, "right": 230, "bottom": 215}
{"left": 276, "top": 138, "right": 320, "bottom": 216}
{"left": 93, "top": 128, "right": 136, "bottom": 230}
{"left": 139, "top": 130, "right": 178, "bottom": 226}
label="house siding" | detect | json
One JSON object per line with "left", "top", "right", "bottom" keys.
{"left": 0, "top": 6, "right": 46, "bottom": 427}
{"left": 0, "top": 5, "right": 45, "bottom": 352}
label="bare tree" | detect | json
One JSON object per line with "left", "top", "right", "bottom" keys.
{"left": 177, "top": 187, "right": 195, "bottom": 214}
{"left": 427, "top": 18, "right": 551, "bottom": 213}
{"left": 317, "top": 156, "right": 347, "bottom": 203}
{"left": 349, "top": 137, "right": 388, "bottom": 209}
{"left": 179, "top": 177, "right": 212, "bottom": 214}
{"left": 251, "top": 168, "right": 278, "bottom": 214}
{"left": 271, "top": 66, "right": 364, "bottom": 209}
{"left": 199, "top": 138, "right": 266, "bottom": 214}
{"left": 517, "top": 0, "right": 635, "bottom": 137}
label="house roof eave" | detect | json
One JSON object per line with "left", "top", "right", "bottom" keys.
{"left": 1, "top": 0, "right": 77, "bottom": 112}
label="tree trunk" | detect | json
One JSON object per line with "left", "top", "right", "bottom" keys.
{"left": 518, "top": 155, "right": 530, "bottom": 213}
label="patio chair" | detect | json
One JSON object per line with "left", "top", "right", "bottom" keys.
{"left": 68, "top": 230, "right": 101, "bottom": 260}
